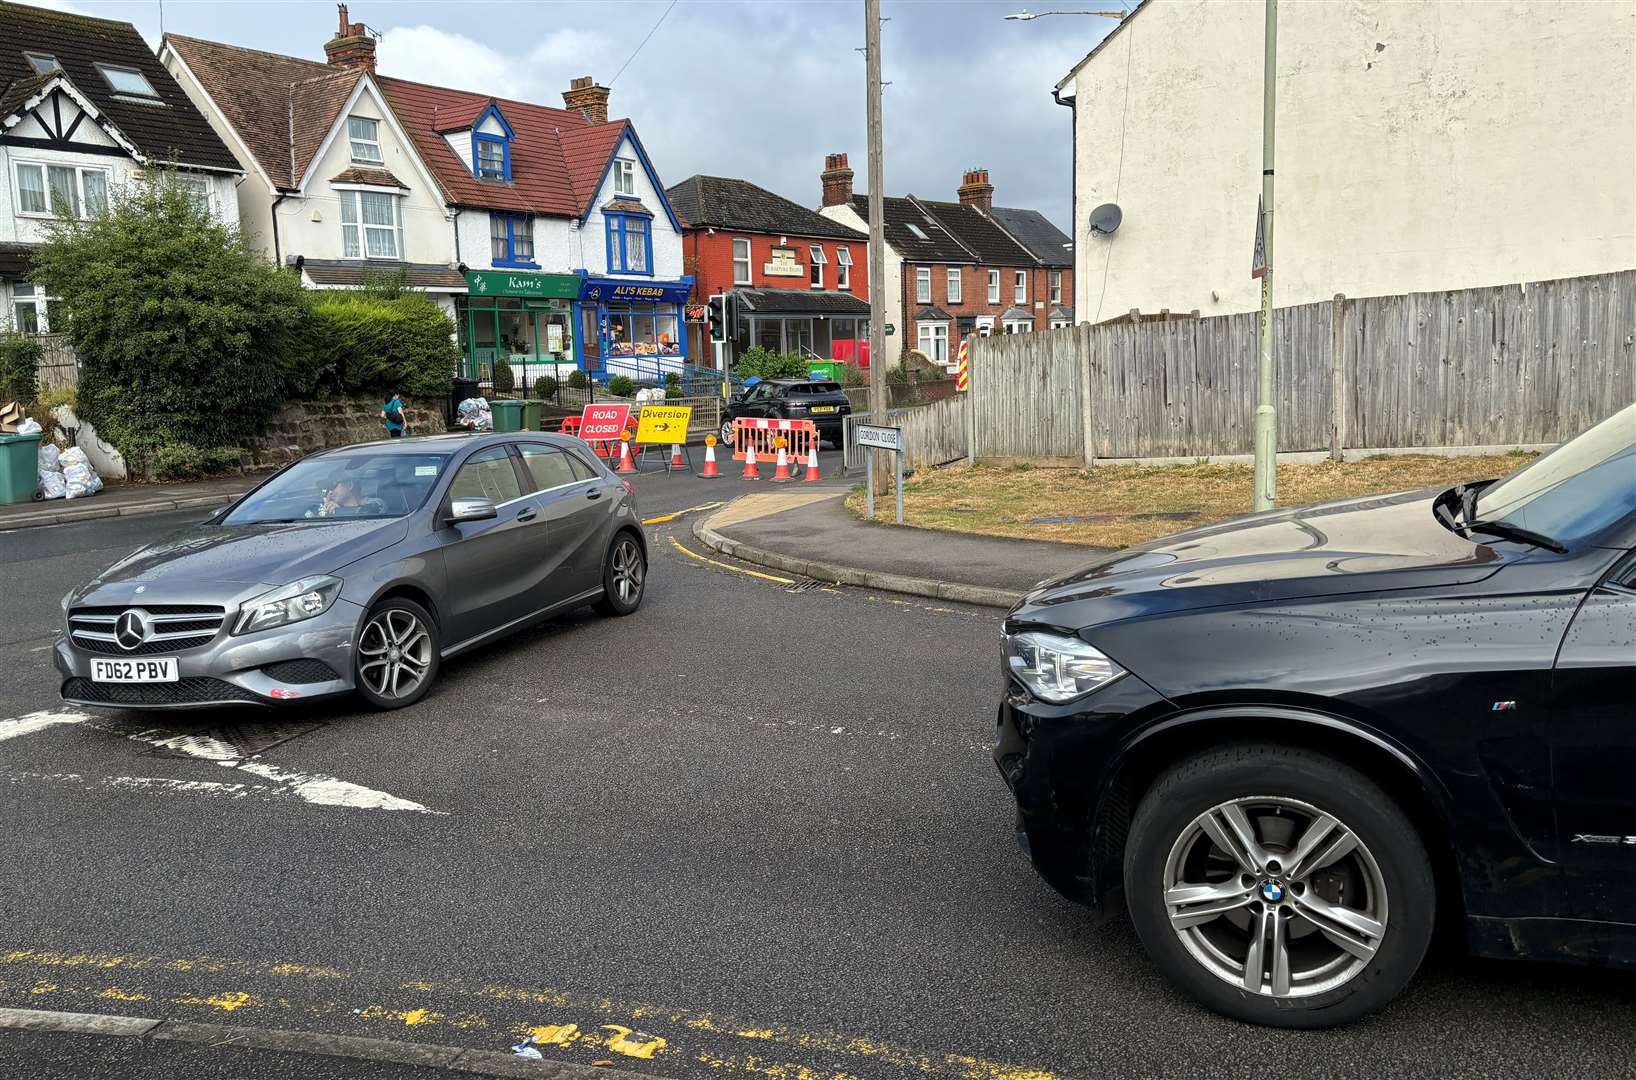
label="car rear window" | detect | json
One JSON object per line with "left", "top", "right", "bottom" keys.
{"left": 788, "top": 382, "right": 842, "bottom": 395}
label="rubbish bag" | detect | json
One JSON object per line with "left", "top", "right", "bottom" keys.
{"left": 37, "top": 443, "right": 60, "bottom": 472}
{"left": 15, "top": 418, "right": 41, "bottom": 435}
{"left": 59, "top": 446, "right": 103, "bottom": 499}
{"left": 456, "top": 396, "right": 493, "bottom": 432}
{"left": 38, "top": 468, "right": 67, "bottom": 500}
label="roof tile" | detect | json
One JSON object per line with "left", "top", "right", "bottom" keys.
{"left": 667, "top": 176, "right": 865, "bottom": 240}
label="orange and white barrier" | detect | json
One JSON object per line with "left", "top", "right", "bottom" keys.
{"left": 731, "top": 417, "right": 819, "bottom": 467}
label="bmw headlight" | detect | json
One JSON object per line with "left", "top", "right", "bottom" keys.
{"left": 234, "top": 576, "right": 342, "bottom": 635}
{"left": 1003, "top": 629, "right": 1126, "bottom": 703}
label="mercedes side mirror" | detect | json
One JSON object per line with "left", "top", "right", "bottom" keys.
{"left": 446, "top": 497, "right": 497, "bottom": 525}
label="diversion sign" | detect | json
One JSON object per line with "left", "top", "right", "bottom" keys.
{"left": 635, "top": 405, "right": 693, "bottom": 444}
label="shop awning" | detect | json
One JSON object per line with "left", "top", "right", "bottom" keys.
{"left": 734, "top": 288, "right": 870, "bottom": 317}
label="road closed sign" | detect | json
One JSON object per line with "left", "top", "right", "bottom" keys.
{"left": 635, "top": 405, "right": 693, "bottom": 444}
{"left": 579, "top": 404, "right": 631, "bottom": 441}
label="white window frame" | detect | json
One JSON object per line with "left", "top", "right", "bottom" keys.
{"left": 916, "top": 320, "right": 949, "bottom": 364}
{"left": 1014, "top": 270, "right": 1027, "bottom": 304}
{"left": 1049, "top": 270, "right": 1063, "bottom": 305}
{"left": 835, "top": 246, "right": 852, "bottom": 290}
{"left": 167, "top": 172, "right": 210, "bottom": 214}
{"left": 348, "top": 116, "right": 383, "bottom": 164}
{"left": 731, "top": 238, "right": 752, "bottom": 285}
{"left": 339, "top": 188, "right": 404, "bottom": 260}
{"left": 9, "top": 281, "right": 61, "bottom": 334}
{"left": 1004, "top": 319, "right": 1032, "bottom": 335}
{"left": 24, "top": 52, "right": 58, "bottom": 75}
{"left": 12, "top": 160, "right": 109, "bottom": 219}
{"left": 95, "top": 63, "right": 158, "bottom": 99}
{"left": 986, "top": 270, "right": 1000, "bottom": 304}
{"left": 915, "top": 266, "right": 931, "bottom": 304}
{"left": 946, "top": 266, "right": 961, "bottom": 305}
{"left": 612, "top": 159, "right": 637, "bottom": 197}
{"left": 808, "top": 244, "right": 826, "bottom": 289}
{"left": 1049, "top": 319, "right": 1072, "bottom": 331}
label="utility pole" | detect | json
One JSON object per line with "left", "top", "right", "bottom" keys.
{"left": 1251, "top": 0, "right": 1278, "bottom": 510}
{"left": 865, "top": 0, "right": 890, "bottom": 497}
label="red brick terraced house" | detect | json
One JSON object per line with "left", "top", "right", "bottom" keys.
{"left": 666, "top": 173, "right": 869, "bottom": 369}
{"left": 816, "top": 155, "right": 1073, "bottom": 367}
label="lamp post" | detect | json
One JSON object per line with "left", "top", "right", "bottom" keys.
{"left": 1252, "top": 0, "right": 1277, "bottom": 510}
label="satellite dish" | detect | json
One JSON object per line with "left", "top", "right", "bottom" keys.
{"left": 1088, "top": 203, "right": 1123, "bottom": 236}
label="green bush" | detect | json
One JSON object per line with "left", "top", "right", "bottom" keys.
{"left": 664, "top": 371, "right": 681, "bottom": 389}
{"left": 607, "top": 374, "right": 635, "bottom": 397}
{"left": 0, "top": 332, "right": 41, "bottom": 404}
{"left": 887, "top": 362, "right": 912, "bottom": 384}
{"left": 303, "top": 291, "right": 462, "bottom": 399}
{"left": 734, "top": 346, "right": 808, "bottom": 381}
{"left": 837, "top": 362, "right": 867, "bottom": 388}
{"left": 664, "top": 386, "right": 684, "bottom": 399}
{"left": 145, "top": 443, "right": 243, "bottom": 482}
{"left": 534, "top": 375, "right": 558, "bottom": 399}
{"left": 28, "top": 172, "right": 308, "bottom": 455}
{"left": 492, "top": 358, "right": 515, "bottom": 392}
{"left": 568, "top": 369, "right": 588, "bottom": 390}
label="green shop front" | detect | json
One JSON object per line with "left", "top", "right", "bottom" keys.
{"left": 456, "top": 270, "right": 580, "bottom": 388}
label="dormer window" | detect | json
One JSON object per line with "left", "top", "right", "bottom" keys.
{"left": 24, "top": 52, "right": 58, "bottom": 74}
{"left": 348, "top": 117, "right": 383, "bottom": 164}
{"left": 95, "top": 63, "right": 157, "bottom": 98}
{"left": 474, "top": 134, "right": 508, "bottom": 180}
{"left": 612, "top": 159, "right": 636, "bottom": 197}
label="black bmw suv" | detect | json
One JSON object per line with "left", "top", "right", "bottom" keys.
{"left": 997, "top": 404, "right": 1636, "bottom": 1027}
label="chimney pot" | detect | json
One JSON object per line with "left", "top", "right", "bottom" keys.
{"left": 820, "top": 151, "right": 855, "bottom": 208}
{"left": 562, "top": 75, "right": 610, "bottom": 123}
{"left": 324, "top": 2, "right": 376, "bottom": 72}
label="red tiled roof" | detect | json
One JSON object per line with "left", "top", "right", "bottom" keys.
{"left": 329, "top": 166, "right": 406, "bottom": 188}
{"left": 378, "top": 77, "right": 627, "bottom": 219}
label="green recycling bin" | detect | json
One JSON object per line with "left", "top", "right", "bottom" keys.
{"left": 490, "top": 399, "right": 525, "bottom": 433}
{"left": 806, "top": 361, "right": 842, "bottom": 382}
{"left": 521, "top": 399, "right": 544, "bottom": 431}
{"left": 0, "top": 431, "right": 42, "bottom": 505}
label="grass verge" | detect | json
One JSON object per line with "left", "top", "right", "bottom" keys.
{"left": 845, "top": 454, "right": 1536, "bottom": 548}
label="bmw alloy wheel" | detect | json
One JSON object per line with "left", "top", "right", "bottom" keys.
{"left": 357, "top": 608, "right": 433, "bottom": 701}
{"left": 1162, "top": 795, "right": 1389, "bottom": 998}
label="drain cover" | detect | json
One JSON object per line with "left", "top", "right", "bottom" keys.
{"left": 119, "top": 719, "right": 326, "bottom": 761}
{"left": 784, "top": 578, "right": 826, "bottom": 593}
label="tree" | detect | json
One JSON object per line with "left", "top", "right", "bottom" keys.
{"left": 28, "top": 173, "right": 308, "bottom": 457}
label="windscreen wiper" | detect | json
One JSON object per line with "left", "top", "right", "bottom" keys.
{"left": 1463, "top": 518, "right": 1567, "bottom": 554}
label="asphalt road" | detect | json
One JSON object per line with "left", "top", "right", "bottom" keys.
{"left": 2, "top": 459, "right": 1635, "bottom": 1080}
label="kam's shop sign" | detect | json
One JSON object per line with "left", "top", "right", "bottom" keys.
{"left": 464, "top": 270, "right": 580, "bottom": 299}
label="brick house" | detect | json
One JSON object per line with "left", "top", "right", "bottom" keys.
{"left": 816, "top": 156, "right": 1073, "bottom": 366}
{"left": 666, "top": 172, "right": 868, "bottom": 368}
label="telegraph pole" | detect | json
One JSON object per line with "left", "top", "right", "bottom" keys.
{"left": 865, "top": 0, "right": 889, "bottom": 496}
{"left": 1251, "top": 0, "right": 1278, "bottom": 510}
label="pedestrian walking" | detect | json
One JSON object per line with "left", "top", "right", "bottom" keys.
{"left": 381, "top": 390, "right": 406, "bottom": 438}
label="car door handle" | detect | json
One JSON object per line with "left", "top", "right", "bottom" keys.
{"left": 586, "top": 489, "right": 603, "bottom": 500}
{"left": 516, "top": 507, "right": 538, "bottom": 522}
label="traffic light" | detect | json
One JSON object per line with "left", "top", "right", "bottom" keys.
{"left": 711, "top": 294, "right": 729, "bottom": 342}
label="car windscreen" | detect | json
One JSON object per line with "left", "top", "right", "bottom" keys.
{"left": 1471, "top": 403, "right": 1636, "bottom": 544}
{"left": 223, "top": 452, "right": 451, "bottom": 525}
{"left": 786, "top": 382, "right": 843, "bottom": 396}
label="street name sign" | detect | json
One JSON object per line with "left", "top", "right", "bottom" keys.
{"left": 579, "top": 404, "right": 631, "bottom": 441}
{"left": 856, "top": 424, "right": 903, "bottom": 452}
{"left": 635, "top": 405, "right": 693, "bottom": 444}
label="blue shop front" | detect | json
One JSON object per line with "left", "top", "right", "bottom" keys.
{"left": 575, "top": 274, "right": 694, "bottom": 383}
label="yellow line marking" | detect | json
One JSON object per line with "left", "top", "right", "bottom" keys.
{"left": 667, "top": 536, "right": 795, "bottom": 584}
{"left": 97, "top": 988, "right": 149, "bottom": 1002}
{"left": 177, "top": 990, "right": 254, "bottom": 1012}
{"left": 641, "top": 500, "right": 726, "bottom": 525}
{"left": 603, "top": 1024, "right": 667, "bottom": 1059}
{"left": 523, "top": 1022, "right": 582, "bottom": 1047}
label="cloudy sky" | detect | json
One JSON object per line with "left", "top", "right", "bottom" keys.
{"left": 26, "top": 0, "right": 1120, "bottom": 229}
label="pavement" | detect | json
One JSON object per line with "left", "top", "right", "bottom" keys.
{"left": 694, "top": 490, "right": 1103, "bottom": 608}
{"left": 2, "top": 450, "right": 1635, "bottom": 1080}
{"left": 0, "top": 475, "right": 263, "bottom": 531}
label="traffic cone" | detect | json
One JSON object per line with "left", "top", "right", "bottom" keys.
{"left": 771, "top": 444, "right": 792, "bottom": 482}
{"left": 802, "top": 442, "right": 821, "bottom": 482}
{"left": 741, "top": 444, "right": 760, "bottom": 480}
{"left": 669, "top": 443, "right": 685, "bottom": 471}
{"left": 700, "top": 440, "right": 720, "bottom": 478}
{"left": 617, "top": 438, "right": 637, "bottom": 474}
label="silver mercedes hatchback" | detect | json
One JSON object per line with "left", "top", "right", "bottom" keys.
{"left": 55, "top": 433, "right": 647, "bottom": 711}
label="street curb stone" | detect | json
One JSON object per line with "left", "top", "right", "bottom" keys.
{"left": 0, "top": 1007, "right": 660, "bottom": 1079}
{"left": 0, "top": 492, "right": 241, "bottom": 531}
{"left": 692, "top": 510, "right": 1023, "bottom": 610}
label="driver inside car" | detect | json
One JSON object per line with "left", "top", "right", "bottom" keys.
{"left": 317, "top": 478, "right": 365, "bottom": 517}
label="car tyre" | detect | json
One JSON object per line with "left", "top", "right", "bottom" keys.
{"left": 1123, "top": 742, "right": 1434, "bottom": 1029}
{"left": 353, "top": 597, "right": 439, "bottom": 710}
{"left": 595, "top": 532, "right": 646, "bottom": 616}
{"left": 720, "top": 419, "right": 736, "bottom": 446}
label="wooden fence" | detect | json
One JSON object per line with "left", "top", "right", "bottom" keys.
{"left": 905, "top": 270, "right": 1635, "bottom": 469}
{"left": 32, "top": 333, "right": 78, "bottom": 391}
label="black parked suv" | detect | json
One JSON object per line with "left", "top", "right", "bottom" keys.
{"left": 996, "top": 404, "right": 1636, "bottom": 1027}
{"left": 722, "top": 379, "right": 853, "bottom": 448}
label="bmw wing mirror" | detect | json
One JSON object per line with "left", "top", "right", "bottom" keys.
{"left": 446, "top": 497, "right": 497, "bottom": 525}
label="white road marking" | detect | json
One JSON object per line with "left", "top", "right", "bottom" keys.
{"left": 232, "top": 761, "right": 447, "bottom": 815}
{"left": 0, "top": 710, "right": 88, "bottom": 744}
{"left": 126, "top": 727, "right": 245, "bottom": 762}
{"left": 1, "top": 770, "right": 272, "bottom": 801}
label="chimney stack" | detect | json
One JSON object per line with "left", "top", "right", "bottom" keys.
{"left": 562, "top": 76, "right": 610, "bottom": 124}
{"left": 324, "top": 4, "right": 377, "bottom": 72}
{"left": 957, "top": 168, "right": 994, "bottom": 213}
{"left": 820, "top": 152, "right": 854, "bottom": 207}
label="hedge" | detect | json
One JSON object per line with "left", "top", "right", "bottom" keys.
{"left": 301, "top": 292, "right": 462, "bottom": 399}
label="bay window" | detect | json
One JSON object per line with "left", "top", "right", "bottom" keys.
{"left": 340, "top": 189, "right": 403, "bottom": 259}
{"left": 490, "top": 213, "right": 535, "bottom": 267}
{"left": 987, "top": 270, "right": 1000, "bottom": 304}
{"left": 916, "top": 266, "right": 931, "bottom": 304}
{"left": 14, "top": 161, "right": 109, "bottom": 219}
{"left": 348, "top": 117, "right": 383, "bottom": 163}
{"left": 836, "top": 246, "right": 852, "bottom": 289}
{"left": 606, "top": 213, "right": 650, "bottom": 274}
{"left": 947, "top": 266, "right": 961, "bottom": 304}
{"left": 732, "top": 238, "right": 752, "bottom": 284}
{"left": 917, "top": 321, "right": 949, "bottom": 364}
{"left": 809, "top": 244, "right": 826, "bottom": 288}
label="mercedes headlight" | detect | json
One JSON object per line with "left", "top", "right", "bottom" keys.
{"left": 234, "top": 576, "right": 341, "bottom": 635}
{"left": 1003, "top": 629, "right": 1125, "bottom": 703}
